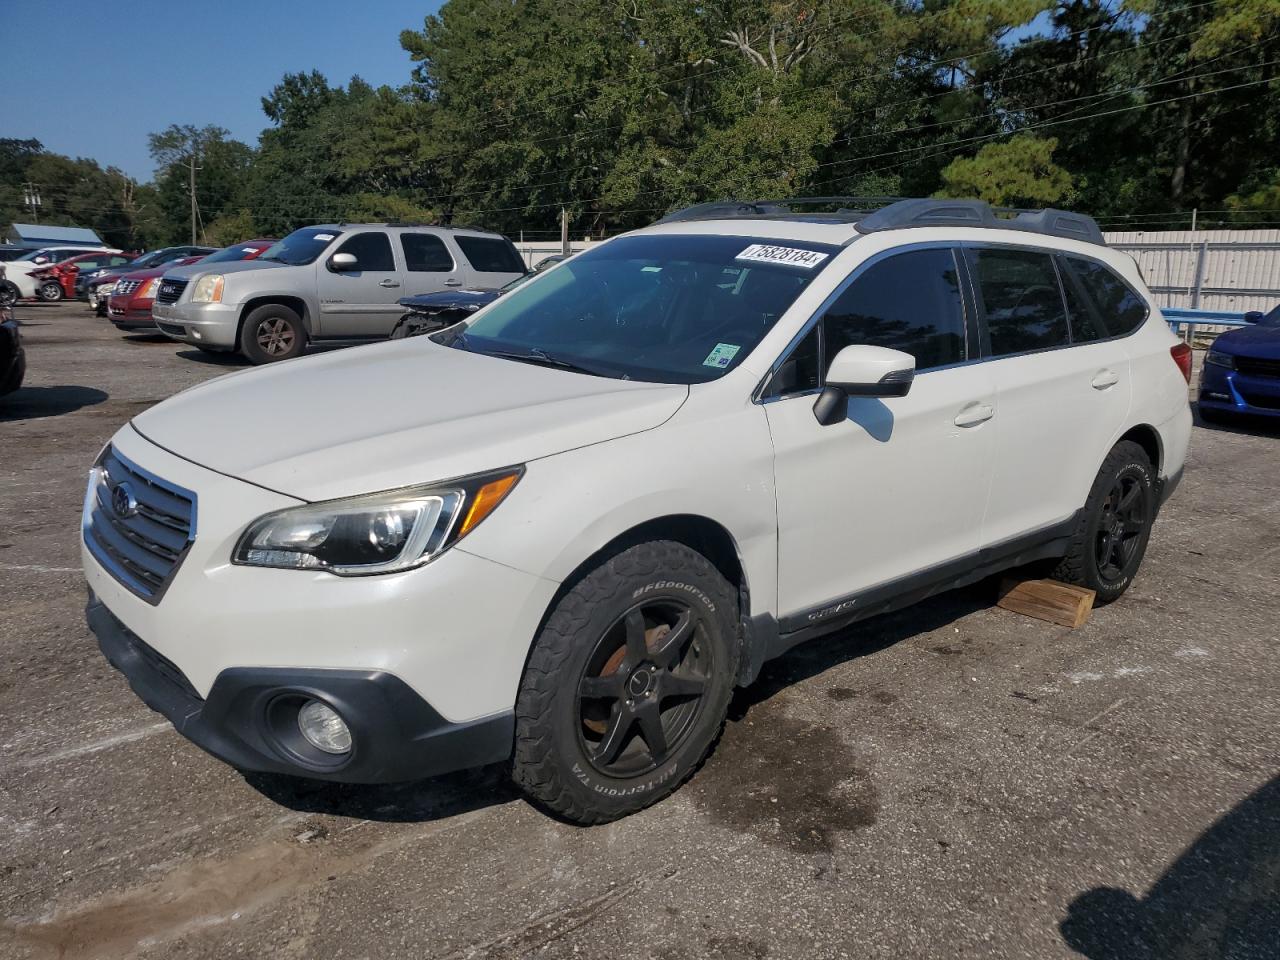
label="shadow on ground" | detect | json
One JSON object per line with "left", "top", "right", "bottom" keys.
{"left": 0, "top": 385, "right": 108, "bottom": 421}
{"left": 176, "top": 348, "right": 247, "bottom": 367}
{"left": 1060, "top": 775, "right": 1280, "bottom": 958}
{"left": 242, "top": 762, "right": 516, "bottom": 823}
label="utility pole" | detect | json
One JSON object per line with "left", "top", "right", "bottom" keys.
{"left": 22, "top": 183, "right": 41, "bottom": 223}
{"left": 188, "top": 153, "right": 199, "bottom": 244}
{"left": 560, "top": 207, "right": 569, "bottom": 256}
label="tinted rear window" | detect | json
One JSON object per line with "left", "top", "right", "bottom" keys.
{"left": 1065, "top": 257, "right": 1148, "bottom": 337}
{"left": 402, "top": 234, "right": 455, "bottom": 272}
{"left": 456, "top": 236, "right": 524, "bottom": 273}
{"left": 969, "top": 248, "right": 1069, "bottom": 356}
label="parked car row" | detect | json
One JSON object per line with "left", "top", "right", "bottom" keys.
{"left": 85, "top": 245, "right": 217, "bottom": 312}
{"left": 1, "top": 244, "right": 126, "bottom": 305}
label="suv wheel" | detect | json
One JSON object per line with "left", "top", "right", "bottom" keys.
{"left": 1052, "top": 440, "right": 1155, "bottom": 604}
{"left": 512, "top": 541, "right": 739, "bottom": 824}
{"left": 239, "top": 304, "right": 306, "bottom": 364}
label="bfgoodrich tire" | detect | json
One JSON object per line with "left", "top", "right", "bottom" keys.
{"left": 512, "top": 541, "right": 739, "bottom": 824}
{"left": 239, "top": 303, "right": 306, "bottom": 364}
{"left": 1051, "top": 440, "right": 1156, "bottom": 604}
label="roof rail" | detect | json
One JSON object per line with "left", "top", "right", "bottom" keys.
{"left": 657, "top": 197, "right": 888, "bottom": 225}
{"left": 854, "top": 198, "right": 1105, "bottom": 246}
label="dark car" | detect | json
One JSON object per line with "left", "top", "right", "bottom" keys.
{"left": 1198, "top": 304, "right": 1280, "bottom": 422}
{"left": 0, "top": 306, "right": 25, "bottom": 398}
{"left": 83, "top": 246, "right": 216, "bottom": 311}
{"left": 392, "top": 274, "right": 534, "bottom": 339}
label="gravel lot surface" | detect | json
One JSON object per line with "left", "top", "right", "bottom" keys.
{"left": 2, "top": 302, "right": 1277, "bottom": 959}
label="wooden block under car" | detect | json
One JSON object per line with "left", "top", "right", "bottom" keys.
{"left": 997, "top": 578, "right": 1096, "bottom": 628}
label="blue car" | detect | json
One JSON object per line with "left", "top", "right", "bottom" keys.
{"left": 1198, "top": 304, "right": 1280, "bottom": 421}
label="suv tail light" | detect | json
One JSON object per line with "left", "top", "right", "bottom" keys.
{"left": 1171, "top": 342, "right": 1193, "bottom": 384}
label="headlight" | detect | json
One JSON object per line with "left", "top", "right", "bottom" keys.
{"left": 1205, "top": 349, "right": 1235, "bottom": 369}
{"left": 99, "top": 282, "right": 116, "bottom": 295}
{"left": 191, "top": 274, "right": 224, "bottom": 303}
{"left": 233, "top": 467, "right": 523, "bottom": 575}
{"left": 142, "top": 277, "right": 161, "bottom": 298}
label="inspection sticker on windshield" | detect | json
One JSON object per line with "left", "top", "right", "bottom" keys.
{"left": 703, "top": 342, "right": 742, "bottom": 368}
{"left": 735, "top": 243, "right": 829, "bottom": 269}
{"left": 313, "top": 233, "right": 335, "bottom": 241}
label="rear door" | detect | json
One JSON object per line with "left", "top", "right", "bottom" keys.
{"left": 968, "top": 245, "right": 1131, "bottom": 547}
{"left": 453, "top": 234, "right": 527, "bottom": 289}
{"left": 399, "top": 231, "right": 466, "bottom": 298}
{"left": 315, "top": 230, "right": 405, "bottom": 337}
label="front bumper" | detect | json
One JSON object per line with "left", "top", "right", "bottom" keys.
{"left": 109, "top": 298, "right": 158, "bottom": 329}
{"left": 153, "top": 301, "right": 240, "bottom": 348}
{"left": 89, "top": 598, "right": 513, "bottom": 782}
{"left": 1199, "top": 363, "right": 1280, "bottom": 418}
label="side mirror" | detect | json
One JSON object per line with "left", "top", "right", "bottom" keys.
{"left": 328, "top": 252, "right": 358, "bottom": 272}
{"left": 1243, "top": 311, "right": 1264, "bottom": 324}
{"left": 813, "top": 345, "right": 915, "bottom": 426}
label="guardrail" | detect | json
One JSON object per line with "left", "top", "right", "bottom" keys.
{"left": 1160, "top": 307, "right": 1251, "bottom": 343}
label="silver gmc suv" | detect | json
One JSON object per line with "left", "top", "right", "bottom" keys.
{"left": 153, "top": 224, "right": 528, "bottom": 363}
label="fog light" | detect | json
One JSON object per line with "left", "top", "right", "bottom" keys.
{"left": 190, "top": 329, "right": 202, "bottom": 340}
{"left": 297, "top": 699, "right": 352, "bottom": 754}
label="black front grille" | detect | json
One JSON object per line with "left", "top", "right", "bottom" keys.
{"left": 1242, "top": 392, "right": 1280, "bottom": 410}
{"left": 115, "top": 279, "right": 142, "bottom": 296}
{"left": 155, "top": 279, "right": 188, "bottom": 305}
{"left": 1235, "top": 355, "right": 1280, "bottom": 379}
{"left": 83, "top": 447, "right": 196, "bottom": 603}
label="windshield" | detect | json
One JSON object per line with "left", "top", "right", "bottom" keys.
{"left": 258, "top": 228, "right": 343, "bottom": 266}
{"left": 456, "top": 234, "right": 837, "bottom": 383}
{"left": 126, "top": 249, "right": 175, "bottom": 270}
{"left": 17, "top": 249, "right": 62, "bottom": 262}
{"left": 1261, "top": 304, "right": 1280, "bottom": 327}
{"left": 200, "top": 243, "right": 265, "bottom": 264}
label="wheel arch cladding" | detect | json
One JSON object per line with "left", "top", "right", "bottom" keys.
{"left": 239, "top": 295, "right": 311, "bottom": 338}
{"left": 526, "top": 514, "right": 750, "bottom": 668}
{"left": 1118, "top": 423, "right": 1162, "bottom": 474}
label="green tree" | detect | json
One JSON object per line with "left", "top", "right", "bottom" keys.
{"left": 148, "top": 124, "right": 254, "bottom": 244}
{"left": 937, "top": 134, "right": 1074, "bottom": 205}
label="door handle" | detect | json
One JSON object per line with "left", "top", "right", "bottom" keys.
{"left": 1091, "top": 369, "right": 1120, "bottom": 390}
{"left": 378, "top": 279, "right": 401, "bottom": 288}
{"left": 954, "top": 402, "right": 994, "bottom": 428}
{"left": 443, "top": 279, "right": 463, "bottom": 287}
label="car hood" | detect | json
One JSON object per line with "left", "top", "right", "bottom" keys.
{"left": 162, "top": 258, "right": 286, "bottom": 281}
{"left": 130, "top": 337, "right": 688, "bottom": 501}
{"left": 1215, "top": 324, "right": 1280, "bottom": 360}
{"left": 399, "top": 289, "right": 501, "bottom": 310}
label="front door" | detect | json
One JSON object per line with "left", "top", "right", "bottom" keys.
{"left": 765, "top": 247, "right": 997, "bottom": 629}
{"left": 315, "top": 231, "right": 405, "bottom": 337}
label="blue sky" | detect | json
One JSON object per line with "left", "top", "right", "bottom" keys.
{"left": 7, "top": 0, "right": 443, "bottom": 181}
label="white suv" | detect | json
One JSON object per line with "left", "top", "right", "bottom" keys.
{"left": 82, "top": 199, "right": 1192, "bottom": 823}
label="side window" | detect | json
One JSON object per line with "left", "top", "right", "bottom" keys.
{"left": 1065, "top": 257, "right": 1148, "bottom": 337}
{"left": 75, "top": 259, "right": 100, "bottom": 270}
{"left": 968, "top": 248, "right": 1068, "bottom": 356}
{"left": 401, "top": 233, "right": 455, "bottom": 272}
{"left": 336, "top": 232, "right": 396, "bottom": 272}
{"left": 766, "top": 326, "right": 821, "bottom": 397}
{"left": 822, "top": 248, "right": 967, "bottom": 371}
{"left": 112, "top": 256, "right": 133, "bottom": 267}
{"left": 1057, "top": 259, "right": 1109, "bottom": 342}
{"left": 455, "top": 236, "right": 525, "bottom": 273}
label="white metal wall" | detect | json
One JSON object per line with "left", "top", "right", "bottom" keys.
{"left": 1104, "top": 229, "right": 1280, "bottom": 313}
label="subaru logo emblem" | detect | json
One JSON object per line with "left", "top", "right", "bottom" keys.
{"left": 111, "top": 482, "right": 138, "bottom": 519}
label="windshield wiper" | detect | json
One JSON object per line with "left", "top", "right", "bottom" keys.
{"left": 484, "top": 347, "right": 611, "bottom": 378}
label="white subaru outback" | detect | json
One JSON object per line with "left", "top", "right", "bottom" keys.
{"left": 82, "top": 198, "right": 1192, "bottom": 823}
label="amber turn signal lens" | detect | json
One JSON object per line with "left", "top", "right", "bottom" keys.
{"left": 458, "top": 472, "right": 520, "bottom": 538}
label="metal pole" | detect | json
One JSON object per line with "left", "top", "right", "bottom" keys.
{"left": 189, "top": 155, "right": 198, "bottom": 244}
{"left": 1190, "top": 208, "right": 1197, "bottom": 232}
{"left": 1190, "top": 239, "right": 1209, "bottom": 308}
{"left": 560, "top": 207, "right": 569, "bottom": 257}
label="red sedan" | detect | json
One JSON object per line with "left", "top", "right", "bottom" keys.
{"left": 108, "top": 239, "right": 274, "bottom": 331}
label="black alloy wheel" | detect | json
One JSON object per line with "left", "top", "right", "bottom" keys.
{"left": 577, "top": 599, "right": 713, "bottom": 778}
{"left": 1094, "top": 473, "right": 1149, "bottom": 585}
